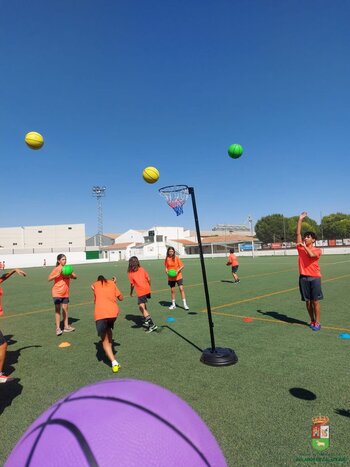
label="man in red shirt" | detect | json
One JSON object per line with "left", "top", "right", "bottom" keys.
{"left": 296, "top": 212, "right": 323, "bottom": 331}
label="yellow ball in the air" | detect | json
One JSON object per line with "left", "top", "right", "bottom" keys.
{"left": 142, "top": 166, "right": 160, "bottom": 184}
{"left": 25, "top": 131, "right": 44, "bottom": 150}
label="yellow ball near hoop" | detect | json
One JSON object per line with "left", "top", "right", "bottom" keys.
{"left": 142, "top": 166, "right": 160, "bottom": 184}
{"left": 25, "top": 132, "right": 44, "bottom": 150}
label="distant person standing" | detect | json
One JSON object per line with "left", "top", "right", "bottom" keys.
{"left": 43, "top": 259, "right": 47, "bottom": 267}
{"left": 226, "top": 249, "right": 240, "bottom": 283}
{"left": 48, "top": 254, "right": 77, "bottom": 336}
{"left": 164, "top": 247, "right": 189, "bottom": 310}
{"left": 128, "top": 256, "right": 157, "bottom": 333}
{"left": 91, "top": 275, "right": 123, "bottom": 373}
{"left": 296, "top": 212, "right": 323, "bottom": 331}
{"left": 2, "top": 261, "right": 5, "bottom": 270}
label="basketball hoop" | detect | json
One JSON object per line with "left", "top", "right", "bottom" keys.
{"left": 159, "top": 185, "right": 189, "bottom": 216}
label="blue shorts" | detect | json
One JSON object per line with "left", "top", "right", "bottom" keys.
{"left": 53, "top": 297, "right": 69, "bottom": 305}
{"left": 168, "top": 279, "right": 184, "bottom": 287}
{"left": 138, "top": 293, "right": 151, "bottom": 305}
{"left": 96, "top": 318, "right": 116, "bottom": 337}
{"left": 231, "top": 266, "right": 239, "bottom": 273}
{"left": 0, "top": 330, "right": 5, "bottom": 345}
{"left": 299, "top": 276, "right": 323, "bottom": 301}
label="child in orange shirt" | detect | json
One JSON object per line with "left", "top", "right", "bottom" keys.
{"left": 226, "top": 248, "right": 240, "bottom": 283}
{"left": 48, "top": 254, "right": 77, "bottom": 336}
{"left": 0, "top": 268, "right": 26, "bottom": 316}
{"left": 296, "top": 212, "right": 323, "bottom": 331}
{"left": 128, "top": 256, "right": 157, "bottom": 333}
{"left": 91, "top": 275, "right": 123, "bottom": 373}
{"left": 0, "top": 268, "right": 26, "bottom": 383}
{"left": 164, "top": 247, "right": 189, "bottom": 310}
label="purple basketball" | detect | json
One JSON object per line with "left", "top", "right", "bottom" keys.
{"left": 6, "top": 379, "right": 227, "bottom": 466}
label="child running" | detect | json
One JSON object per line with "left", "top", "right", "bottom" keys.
{"left": 296, "top": 211, "right": 323, "bottom": 331}
{"left": 0, "top": 268, "right": 26, "bottom": 383}
{"left": 128, "top": 256, "right": 157, "bottom": 333}
{"left": 48, "top": 254, "right": 77, "bottom": 336}
{"left": 226, "top": 248, "right": 240, "bottom": 283}
{"left": 91, "top": 275, "right": 123, "bottom": 373}
{"left": 164, "top": 247, "right": 189, "bottom": 310}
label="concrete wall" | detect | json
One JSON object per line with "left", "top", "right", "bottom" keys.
{"left": 0, "top": 251, "right": 87, "bottom": 269}
{"left": 0, "top": 224, "right": 85, "bottom": 251}
{"left": 1, "top": 247, "right": 349, "bottom": 269}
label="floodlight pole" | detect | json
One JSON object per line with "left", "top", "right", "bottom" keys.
{"left": 188, "top": 187, "right": 238, "bottom": 366}
{"left": 92, "top": 186, "right": 106, "bottom": 248}
{"left": 248, "top": 216, "right": 254, "bottom": 258}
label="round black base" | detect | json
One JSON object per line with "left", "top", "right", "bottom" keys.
{"left": 200, "top": 347, "right": 238, "bottom": 367}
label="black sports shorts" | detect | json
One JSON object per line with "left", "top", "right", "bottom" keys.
{"left": 299, "top": 275, "right": 323, "bottom": 301}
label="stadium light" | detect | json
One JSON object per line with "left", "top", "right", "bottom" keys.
{"left": 92, "top": 186, "right": 106, "bottom": 247}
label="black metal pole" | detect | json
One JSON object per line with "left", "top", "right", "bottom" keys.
{"left": 188, "top": 186, "right": 216, "bottom": 351}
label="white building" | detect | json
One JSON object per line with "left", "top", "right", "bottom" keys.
{"left": 0, "top": 224, "right": 86, "bottom": 268}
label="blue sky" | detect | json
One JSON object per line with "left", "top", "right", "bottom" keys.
{"left": 1, "top": 0, "right": 350, "bottom": 236}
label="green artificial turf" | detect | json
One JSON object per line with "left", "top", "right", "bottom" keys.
{"left": 1, "top": 255, "right": 349, "bottom": 465}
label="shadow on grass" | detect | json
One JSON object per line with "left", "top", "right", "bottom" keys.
{"left": 4, "top": 339, "right": 42, "bottom": 376}
{"left": 257, "top": 310, "right": 308, "bottom": 326}
{"left": 161, "top": 325, "right": 203, "bottom": 352}
{"left": 334, "top": 408, "right": 350, "bottom": 418}
{"left": 221, "top": 280, "right": 235, "bottom": 284}
{"left": 159, "top": 300, "right": 172, "bottom": 308}
{"left": 289, "top": 387, "right": 317, "bottom": 400}
{"left": 94, "top": 340, "right": 120, "bottom": 366}
{"left": 0, "top": 378, "right": 23, "bottom": 415}
{"left": 0, "top": 336, "right": 41, "bottom": 415}
{"left": 124, "top": 314, "right": 145, "bottom": 329}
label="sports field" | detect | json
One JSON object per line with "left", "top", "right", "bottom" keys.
{"left": 1, "top": 255, "right": 349, "bottom": 465}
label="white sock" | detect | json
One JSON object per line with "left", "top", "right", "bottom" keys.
{"left": 172, "top": 300, "right": 176, "bottom": 306}
{"left": 183, "top": 299, "right": 187, "bottom": 306}
{"left": 112, "top": 360, "right": 119, "bottom": 367}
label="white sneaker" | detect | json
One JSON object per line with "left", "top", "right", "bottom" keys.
{"left": 0, "top": 374, "right": 14, "bottom": 383}
{"left": 184, "top": 305, "right": 190, "bottom": 310}
{"left": 169, "top": 304, "right": 176, "bottom": 310}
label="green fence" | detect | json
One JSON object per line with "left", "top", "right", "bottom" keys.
{"left": 86, "top": 250, "right": 100, "bottom": 260}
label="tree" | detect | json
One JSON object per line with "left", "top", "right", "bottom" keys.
{"left": 255, "top": 214, "right": 319, "bottom": 243}
{"left": 321, "top": 213, "right": 350, "bottom": 239}
{"left": 255, "top": 214, "right": 287, "bottom": 243}
{"left": 288, "top": 216, "right": 319, "bottom": 240}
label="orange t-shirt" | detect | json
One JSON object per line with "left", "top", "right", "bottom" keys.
{"left": 128, "top": 267, "right": 151, "bottom": 297}
{"left": 92, "top": 280, "right": 121, "bottom": 321}
{"left": 164, "top": 256, "right": 184, "bottom": 281}
{"left": 228, "top": 253, "right": 239, "bottom": 267}
{"left": 297, "top": 245, "right": 322, "bottom": 277}
{"left": 49, "top": 266, "right": 71, "bottom": 297}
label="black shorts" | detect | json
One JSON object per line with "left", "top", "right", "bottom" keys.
{"left": 138, "top": 293, "right": 151, "bottom": 305}
{"left": 299, "top": 276, "right": 323, "bottom": 301}
{"left": 0, "top": 330, "right": 5, "bottom": 345}
{"left": 96, "top": 318, "right": 116, "bottom": 337}
{"left": 231, "top": 266, "right": 239, "bottom": 273}
{"left": 168, "top": 279, "right": 184, "bottom": 287}
{"left": 53, "top": 297, "right": 69, "bottom": 305}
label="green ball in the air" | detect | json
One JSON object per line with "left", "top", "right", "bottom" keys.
{"left": 228, "top": 144, "right": 243, "bottom": 159}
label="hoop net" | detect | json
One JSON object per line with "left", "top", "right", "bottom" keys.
{"left": 159, "top": 185, "right": 189, "bottom": 216}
